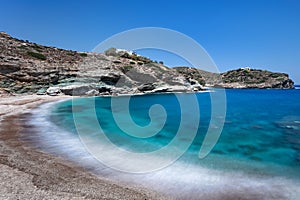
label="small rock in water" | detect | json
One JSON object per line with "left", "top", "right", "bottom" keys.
{"left": 275, "top": 116, "right": 300, "bottom": 132}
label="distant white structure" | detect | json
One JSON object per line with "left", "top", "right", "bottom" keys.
{"left": 116, "top": 48, "right": 135, "bottom": 55}
{"left": 241, "top": 67, "right": 251, "bottom": 71}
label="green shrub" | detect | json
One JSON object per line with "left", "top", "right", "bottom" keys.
{"left": 113, "top": 60, "right": 122, "bottom": 64}
{"left": 270, "top": 73, "right": 280, "bottom": 78}
{"left": 99, "top": 55, "right": 109, "bottom": 61}
{"left": 121, "top": 65, "right": 134, "bottom": 73}
{"left": 198, "top": 79, "right": 206, "bottom": 86}
{"left": 33, "top": 44, "right": 43, "bottom": 52}
{"left": 79, "top": 53, "right": 88, "bottom": 57}
{"left": 17, "top": 45, "right": 27, "bottom": 50}
{"left": 67, "top": 52, "right": 75, "bottom": 56}
{"left": 27, "top": 51, "right": 46, "bottom": 60}
{"left": 276, "top": 77, "right": 285, "bottom": 81}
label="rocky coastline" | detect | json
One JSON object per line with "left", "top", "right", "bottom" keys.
{"left": 0, "top": 32, "right": 294, "bottom": 97}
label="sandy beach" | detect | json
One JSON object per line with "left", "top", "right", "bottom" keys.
{"left": 0, "top": 94, "right": 167, "bottom": 200}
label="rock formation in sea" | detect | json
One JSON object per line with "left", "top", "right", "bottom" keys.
{"left": 0, "top": 32, "right": 294, "bottom": 96}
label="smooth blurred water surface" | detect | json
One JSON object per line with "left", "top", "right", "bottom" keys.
{"left": 49, "top": 89, "right": 300, "bottom": 180}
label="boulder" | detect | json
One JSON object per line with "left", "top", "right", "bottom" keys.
{"left": 60, "top": 85, "right": 91, "bottom": 96}
{"left": 138, "top": 83, "right": 156, "bottom": 92}
{"left": 46, "top": 87, "right": 61, "bottom": 96}
{"left": 98, "top": 86, "right": 112, "bottom": 94}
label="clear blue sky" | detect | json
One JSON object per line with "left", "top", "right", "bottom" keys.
{"left": 1, "top": 0, "right": 299, "bottom": 83}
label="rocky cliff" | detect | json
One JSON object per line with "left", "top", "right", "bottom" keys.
{"left": 0, "top": 32, "right": 294, "bottom": 96}
{"left": 0, "top": 32, "right": 202, "bottom": 96}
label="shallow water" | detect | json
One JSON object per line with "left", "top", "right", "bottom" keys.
{"left": 28, "top": 89, "right": 300, "bottom": 199}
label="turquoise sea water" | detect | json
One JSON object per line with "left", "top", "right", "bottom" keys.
{"left": 29, "top": 89, "right": 300, "bottom": 199}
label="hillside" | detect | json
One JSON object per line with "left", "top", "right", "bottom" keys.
{"left": 0, "top": 32, "right": 202, "bottom": 96}
{"left": 220, "top": 68, "right": 294, "bottom": 89}
{"left": 0, "top": 32, "right": 294, "bottom": 96}
{"left": 175, "top": 67, "right": 294, "bottom": 89}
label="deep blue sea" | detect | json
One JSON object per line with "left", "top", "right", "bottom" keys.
{"left": 29, "top": 89, "right": 300, "bottom": 199}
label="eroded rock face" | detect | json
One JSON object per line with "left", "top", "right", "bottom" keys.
{"left": 99, "top": 73, "right": 121, "bottom": 85}
{"left": 0, "top": 32, "right": 196, "bottom": 95}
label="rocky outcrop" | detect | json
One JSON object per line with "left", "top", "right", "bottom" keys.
{"left": 175, "top": 67, "right": 294, "bottom": 89}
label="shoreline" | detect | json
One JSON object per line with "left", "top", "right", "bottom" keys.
{"left": 0, "top": 94, "right": 166, "bottom": 199}
{"left": 19, "top": 94, "right": 300, "bottom": 200}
